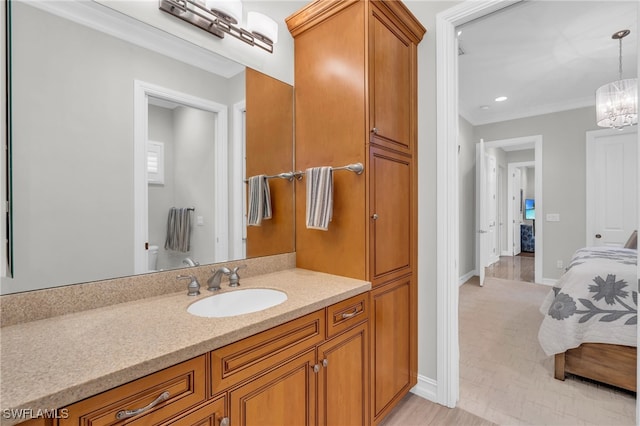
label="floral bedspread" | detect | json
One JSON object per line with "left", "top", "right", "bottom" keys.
{"left": 538, "top": 246, "right": 637, "bottom": 356}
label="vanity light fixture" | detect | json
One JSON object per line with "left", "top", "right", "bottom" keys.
{"left": 596, "top": 29, "right": 637, "bottom": 129}
{"left": 159, "top": 0, "right": 278, "bottom": 53}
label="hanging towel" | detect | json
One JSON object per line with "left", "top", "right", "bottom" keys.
{"left": 306, "top": 166, "right": 333, "bottom": 231}
{"left": 164, "top": 207, "right": 192, "bottom": 252}
{"left": 247, "top": 175, "right": 272, "bottom": 226}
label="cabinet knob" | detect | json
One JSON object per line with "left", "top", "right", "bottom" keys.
{"left": 322, "top": 358, "right": 329, "bottom": 368}
{"left": 595, "top": 234, "right": 602, "bottom": 239}
{"left": 220, "top": 417, "right": 230, "bottom": 426}
{"left": 313, "top": 364, "right": 320, "bottom": 373}
{"left": 371, "top": 213, "right": 379, "bottom": 220}
{"left": 371, "top": 127, "right": 379, "bottom": 134}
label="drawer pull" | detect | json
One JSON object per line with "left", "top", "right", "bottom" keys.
{"left": 115, "top": 391, "right": 170, "bottom": 420}
{"left": 341, "top": 309, "right": 359, "bottom": 319}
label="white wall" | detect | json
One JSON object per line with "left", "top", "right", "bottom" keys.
{"left": 148, "top": 105, "right": 176, "bottom": 269}
{"left": 97, "top": 0, "right": 299, "bottom": 85}
{"left": 407, "top": 0, "right": 463, "bottom": 387}
{"left": 173, "top": 106, "right": 217, "bottom": 267}
{"left": 458, "top": 116, "right": 476, "bottom": 278}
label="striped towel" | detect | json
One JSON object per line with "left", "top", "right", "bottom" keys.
{"left": 247, "top": 175, "right": 272, "bottom": 226}
{"left": 164, "top": 207, "right": 192, "bottom": 252}
{"left": 305, "top": 167, "right": 333, "bottom": 231}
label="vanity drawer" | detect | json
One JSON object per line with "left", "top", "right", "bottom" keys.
{"left": 59, "top": 355, "right": 206, "bottom": 426}
{"left": 326, "top": 292, "right": 369, "bottom": 338}
{"left": 210, "top": 310, "right": 324, "bottom": 394}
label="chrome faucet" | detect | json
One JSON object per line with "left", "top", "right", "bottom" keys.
{"left": 207, "top": 267, "right": 231, "bottom": 291}
{"left": 183, "top": 257, "right": 199, "bottom": 267}
{"left": 207, "top": 265, "right": 247, "bottom": 290}
{"left": 177, "top": 274, "right": 201, "bottom": 296}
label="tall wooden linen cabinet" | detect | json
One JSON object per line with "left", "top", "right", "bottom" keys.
{"left": 287, "top": 1, "right": 425, "bottom": 424}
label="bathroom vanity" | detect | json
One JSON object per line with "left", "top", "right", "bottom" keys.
{"left": 1, "top": 269, "right": 370, "bottom": 426}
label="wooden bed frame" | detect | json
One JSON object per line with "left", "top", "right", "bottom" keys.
{"left": 555, "top": 343, "right": 637, "bottom": 392}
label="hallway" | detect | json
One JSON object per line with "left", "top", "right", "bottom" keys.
{"left": 485, "top": 254, "right": 535, "bottom": 283}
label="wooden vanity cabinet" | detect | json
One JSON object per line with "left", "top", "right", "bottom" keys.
{"left": 287, "top": 1, "right": 424, "bottom": 423}
{"left": 49, "top": 296, "right": 369, "bottom": 426}
{"left": 317, "top": 322, "right": 369, "bottom": 426}
{"left": 58, "top": 355, "right": 207, "bottom": 426}
{"left": 229, "top": 349, "right": 317, "bottom": 426}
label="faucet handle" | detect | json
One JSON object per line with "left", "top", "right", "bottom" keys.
{"left": 177, "top": 274, "right": 200, "bottom": 296}
{"left": 228, "top": 265, "right": 247, "bottom": 288}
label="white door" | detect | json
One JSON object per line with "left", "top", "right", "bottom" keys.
{"left": 512, "top": 168, "right": 522, "bottom": 255}
{"left": 476, "top": 139, "right": 488, "bottom": 286}
{"left": 587, "top": 128, "right": 638, "bottom": 247}
{"left": 487, "top": 155, "right": 498, "bottom": 264}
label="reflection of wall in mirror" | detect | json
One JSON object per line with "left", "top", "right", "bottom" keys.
{"left": 148, "top": 105, "right": 219, "bottom": 271}
{"left": 6, "top": 2, "right": 251, "bottom": 294}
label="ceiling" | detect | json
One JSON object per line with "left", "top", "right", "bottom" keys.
{"left": 458, "top": 0, "right": 638, "bottom": 126}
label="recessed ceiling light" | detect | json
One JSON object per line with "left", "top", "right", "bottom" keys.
{"left": 479, "top": 105, "right": 490, "bottom": 110}
{"left": 494, "top": 96, "right": 508, "bottom": 102}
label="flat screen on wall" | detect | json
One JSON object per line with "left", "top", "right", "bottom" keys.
{"left": 525, "top": 198, "right": 535, "bottom": 220}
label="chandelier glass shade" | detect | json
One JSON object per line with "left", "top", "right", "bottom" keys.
{"left": 596, "top": 30, "right": 637, "bottom": 129}
{"left": 596, "top": 78, "right": 638, "bottom": 128}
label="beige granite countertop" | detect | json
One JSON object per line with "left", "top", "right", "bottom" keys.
{"left": 0, "top": 268, "right": 370, "bottom": 425}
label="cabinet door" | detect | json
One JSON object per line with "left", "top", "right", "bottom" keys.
{"left": 369, "top": 2, "right": 414, "bottom": 154}
{"left": 317, "top": 323, "right": 369, "bottom": 426}
{"left": 369, "top": 146, "right": 412, "bottom": 285}
{"left": 162, "top": 395, "right": 226, "bottom": 426}
{"left": 229, "top": 350, "right": 316, "bottom": 426}
{"left": 370, "top": 278, "right": 413, "bottom": 422}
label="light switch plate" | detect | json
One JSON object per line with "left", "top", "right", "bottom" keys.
{"left": 546, "top": 213, "right": 560, "bottom": 222}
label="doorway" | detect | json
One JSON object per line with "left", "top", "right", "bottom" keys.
{"left": 475, "top": 136, "right": 542, "bottom": 286}
{"left": 133, "top": 80, "right": 231, "bottom": 274}
{"left": 435, "top": 0, "right": 639, "bottom": 414}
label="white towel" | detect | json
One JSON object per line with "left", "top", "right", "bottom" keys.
{"left": 305, "top": 167, "right": 333, "bottom": 231}
{"left": 247, "top": 175, "right": 272, "bottom": 226}
{"left": 164, "top": 207, "right": 192, "bottom": 252}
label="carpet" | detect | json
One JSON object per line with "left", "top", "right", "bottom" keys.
{"left": 459, "top": 277, "right": 636, "bottom": 425}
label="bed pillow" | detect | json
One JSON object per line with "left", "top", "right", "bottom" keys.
{"left": 624, "top": 230, "right": 637, "bottom": 249}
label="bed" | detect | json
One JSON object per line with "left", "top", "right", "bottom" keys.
{"left": 538, "top": 246, "right": 637, "bottom": 392}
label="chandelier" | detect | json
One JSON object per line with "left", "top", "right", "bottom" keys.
{"left": 595, "top": 30, "right": 638, "bottom": 129}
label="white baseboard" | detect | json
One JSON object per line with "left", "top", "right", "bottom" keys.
{"left": 500, "top": 250, "right": 512, "bottom": 256}
{"left": 458, "top": 270, "right": 475, "bottom": 286}
{"left": 540, "top": 278, "right": 557, "bottom": 286}
{"left": 410, "top": 374, "right": 438, "bottom": 403}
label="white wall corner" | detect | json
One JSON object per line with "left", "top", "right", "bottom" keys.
{"left": 411, "top": 375, "right": 438, "bottom": 403}
{"left": 459, "top": 270, "right": 475, "bottom": 287}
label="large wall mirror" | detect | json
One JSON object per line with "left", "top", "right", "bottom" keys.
{"left": 3, "top": 1, "right": 295, "bottom": 295}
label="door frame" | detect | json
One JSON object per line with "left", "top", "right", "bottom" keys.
{"left": 436, "top": 0, "right": 523, "bottom": 407}
{"left": 133, "top": 80, "right": 229, "bottom": 273}
{"left": 507, "top": 164, "right": 523, "bottom": 256}
{"left": 437, "top": 0, "right": 639, "bottom": 411}
{"left": 585, "top": 126, "right": 637, "bottom": 247}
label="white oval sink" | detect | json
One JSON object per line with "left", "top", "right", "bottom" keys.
{"left": 187, "top": 288, "right": 287, "bottom": 318}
